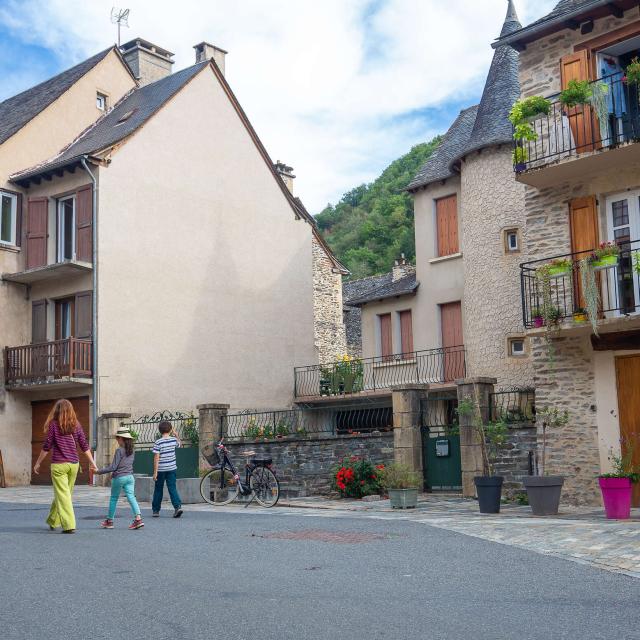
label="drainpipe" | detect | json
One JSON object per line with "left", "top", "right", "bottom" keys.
{"left": 80, "top": 156, "right": 98, "bottom": 450}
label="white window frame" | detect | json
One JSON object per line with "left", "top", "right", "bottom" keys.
{"left": 0, "top": 190, "right": 18, "bottom": 246}
{"left": 96, "top": 92, "right": 108, "bottom": 111}
{"left": 508, "top": 337, "right": 527, "bottom": 357}
{"left": 56, "top": 196, "right": 76, "bottom": 262}
{"left": 504, "top": 228, "right": 520, "bottom": 253}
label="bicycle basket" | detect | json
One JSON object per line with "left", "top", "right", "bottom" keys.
{"left": 201, "top": 445, "right": 220, "bottom": 467}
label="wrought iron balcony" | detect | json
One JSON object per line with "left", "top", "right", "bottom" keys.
{"left": 294, "top": 346, "right": 466, "bottom": 399}
{"left": 520, "top": 240, "right": 640, "bottom": 329}
{"left": 513, "top": 75, "right": 640, "bottom": 185}
{"left": 4, "top": 338, "right": 92, "bottom": 387}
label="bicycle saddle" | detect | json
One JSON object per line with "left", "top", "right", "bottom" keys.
{"left": 242, "top": 450, "right": 257, "bottom": 457}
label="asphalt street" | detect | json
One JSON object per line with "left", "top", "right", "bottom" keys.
{"left": 1, "top": 501, "right": 639, "bottom": 640}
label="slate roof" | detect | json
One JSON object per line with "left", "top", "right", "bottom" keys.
{"left": 406, "top": 105, "right": 478, "bottom": 191}
{"left": 343, "top": 273, "right": 393, "bottom": 305}
{"left": 0, "top": 47, "right": 115, "bottom": 146}
{"left": 346, "top": 272, "right": 418, "bottom": 306}
{"left": 11, "top": 61, "right": 209, "bottom": 183}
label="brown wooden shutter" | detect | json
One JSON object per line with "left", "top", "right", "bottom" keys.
{"left": 75, "top": 291, "right": 93, "bottom": 338}
{"left": 399, "top": 310, "right": 413, "bottom": 355}
{"left": 436, "top": 195, "right": 458, "bottom": 257}
{"left": 379, "top": 313, "right": 392, "bottom": 359}
{"left": 31, "top": 300, "right": 47, "bottom": 343}
{"left": 75, "top": 185, "right": 92, "bottom": 263}
{"left": 26, "top": 198, "right": 48, "bottom": 269}
{"left": 440, "top": 301, "right": 463, "bottom": 381}
{"left": 15, "top": 193, "right": 23, "bottom": 247}
{"left": 560, "top": 51, "right": 597, "bottom": 153}
{"left": 569, "top": 195, "right": 600, "bottom": 308}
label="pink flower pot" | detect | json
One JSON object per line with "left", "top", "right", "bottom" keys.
{"left": 533, "top": 317, "right": 544, "bottom": 328}
{"left": 598, "top": 477, "right": 632, "bottom": 519}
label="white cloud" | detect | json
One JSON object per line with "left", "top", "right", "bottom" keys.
{"left": 0, "top": 0, "right": 556, "bottom": 210}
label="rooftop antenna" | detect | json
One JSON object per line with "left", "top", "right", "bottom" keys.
{"left": 110, "top": 7, "right": 130, "bottom": 47}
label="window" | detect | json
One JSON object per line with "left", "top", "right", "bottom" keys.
{"left": 504, "top": 228, "right": 520, "bottom": 253}
{"left": 96, "top": 92, "right": 108, "bottom": 110}
{"left": 0, "top": 191, "right": 17, "bottom": 245}
{"left": 57, "top": 196, "right": 75, "bottom": 262}
{"left": 435, "top": 194, "right": 459, "bottom": 257}
{"left": 378, "top": 313, "right": 393, "bottom": 360}
{"left": 399, "top": 310, "right": 413, "bottom": 356}
{"left": 508, "top": 337, "right": 527, "bottom": 357}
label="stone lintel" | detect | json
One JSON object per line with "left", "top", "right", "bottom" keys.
{"left": 197, "top": 403, "right": 231, "bottom": 410}
{"left": 456, "top": 377, "right": 497, "bottom": 385}
{"left": 99, "top": 413, "right": 131, "bottom": 419}
{"left": 391, "top": 383, "right": 430, "bottom": 392}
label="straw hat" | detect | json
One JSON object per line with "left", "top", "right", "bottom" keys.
{"left": 115, "top": 428, "right": 134, "bottom": 439}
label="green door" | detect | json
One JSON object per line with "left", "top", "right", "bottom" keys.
{"left": 422, "top": 427, "right": 462, "bottom": 491}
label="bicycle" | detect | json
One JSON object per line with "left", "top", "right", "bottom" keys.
{"left": 199, "top": 438, "right": 280, "bottom": 507}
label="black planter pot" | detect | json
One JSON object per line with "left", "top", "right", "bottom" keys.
{"left": 474, "top": 476, "right": 504, "bottom": 513}
{"left": 523, "top": 475, "right": 564, "bottom": 516}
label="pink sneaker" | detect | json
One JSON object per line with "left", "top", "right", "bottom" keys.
{"left": 129, "top": 518, "right": 144, "bottom": 530}
{"left": 100, "top": 519, "right": 114, "bottom": 529}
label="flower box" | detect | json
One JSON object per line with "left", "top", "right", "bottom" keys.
{"left": 591, "top": 254, "right": 618, "bottom": 270}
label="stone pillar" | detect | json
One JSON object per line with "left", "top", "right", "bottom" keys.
{"left": 96, "top": 413, "right": 130, "bottom": 487}
{"left": 392, "top": 384, "right": 428, "bottom": 475}
{"left": 197, "top": 403, "right": 230, "bottom": 474}
{"left": 456, "top": 377, "right": 496, "bottom": 497}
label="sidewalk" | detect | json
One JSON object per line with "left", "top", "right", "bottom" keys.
{"left": 2, "top": 486, "right": 640, "bottom": 578}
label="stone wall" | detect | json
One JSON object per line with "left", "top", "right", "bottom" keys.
{"left": 460, "top": 146, "right": 534, "bottom": 388}
{"left": 223, "top": 432, "right": 394, "bottom": 497}
{"left": 343, "top": 304, "right": 362, "bottom": 358}
{"left": 312, "top": 234, "right": 347, "bottom": 363}
{"left": 494, "top": 424, "right": 537, "bottom": 499}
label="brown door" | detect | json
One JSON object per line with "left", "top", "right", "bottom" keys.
{"left": 615, "top": 355, "right": 640, "bottom": 507}
{"left": 440, "top": 301, "right": 463, "bottom": 381}
{"left": 436, "top": 195, "right": 459, "bottom": 257}
{"left": 399, "top": 310, "right": 413, "bottom": 355}
{"left": 379, "top": 313, "right": 393, "bottom": 360}
{"left": 560, "top": 51, "right": 597, "bottom": 153}
{"left": 569, "top": 196, "right": 600, "bottom": 309}
{"left": 31, "top": 397, "right": 90, "bottom": 486}
{"left": 26, "top": 197, "right": 48, "bottom": 269}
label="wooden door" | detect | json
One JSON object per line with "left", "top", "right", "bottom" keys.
{"left": 399, "top": 310, "right": 413, "bottom": 355}
{"left": 615, "top": 355, "right": 640, "bottom": 507}
{"left": 569, "top": 196, "right": 600, "bottom": 309}
{"left": 440, "top": 301, "right": 463, "bottom": 381}
{"left": 561, "top": 51, "right": 598, "bottom": 153}
{"left": 26, "top": 198, "right": 48, "bottom": 269}
{"left": 31, "top": 397, "right": 90, "bottom": 486}
{"left": 379, "top": 313, "right": 393, "bottom": 360}
{"left": 436, "top": 195, "right": 459, "bottom": 257}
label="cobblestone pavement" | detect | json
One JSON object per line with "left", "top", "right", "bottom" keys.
{"left": 3, "top": 486, "right": 639, "bottom": 579}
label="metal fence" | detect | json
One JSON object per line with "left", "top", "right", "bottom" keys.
{"left": 422, "top": 392, "right": 459, "bottom": 431}
{"left": 488, "top": 387, "right": 535, "bottom": 424}
{"left": 121, "top": 410, "right": 200, "bottom": 450}
{"left": 294, "top": 346, "right": 466, "bottom": 398}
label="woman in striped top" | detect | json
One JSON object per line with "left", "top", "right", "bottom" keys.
{"left": 33, "top": 399, "right": 98, "bottom": 533}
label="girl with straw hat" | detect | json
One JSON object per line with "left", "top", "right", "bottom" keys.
{"left": 95, "top": 428, "right": 144, "bottom": 530}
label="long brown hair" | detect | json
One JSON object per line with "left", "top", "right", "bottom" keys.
{"left": 121, "top": 437, "right": 134, "bottom": 457}
{"left": 43, "top": 399, "right": 78, "bottom": 435}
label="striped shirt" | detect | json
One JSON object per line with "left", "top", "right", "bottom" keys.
{"left": 152, "top": 436, "right": 180, "bottom": 472}
{"left": 42, "top": 421, "right": 89, "bottom": 464}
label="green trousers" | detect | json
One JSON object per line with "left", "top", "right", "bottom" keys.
{"left": 47, "top": 462, "right": 79, "bottom": 531}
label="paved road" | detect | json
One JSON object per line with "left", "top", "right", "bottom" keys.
{"left": 1, "top": 501, "right": 639, "bottom": 640}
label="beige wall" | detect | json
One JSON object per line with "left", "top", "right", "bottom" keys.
{"left": 359, "top": 296, "right": 417, "bottom": 359}
{"left": 0, "top": 50, "right": 134, "bottom": 485}
{"left": 96, "top": 66, "right": 316, "bottom": 417}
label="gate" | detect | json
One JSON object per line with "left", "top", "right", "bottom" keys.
{"left": 421, "top": 392, "right": 461, "bottom": 491}
{"left": 121, "top": 410, "right": 200, "bottom": 479}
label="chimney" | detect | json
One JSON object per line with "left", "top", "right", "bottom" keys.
{"left": 120, "top": 38, "right": 174, "bottom": 86}
{"left": 194, "top": 41, "right": 227, "bottom": 76}
{"left": 392, "top": 254, "right": 413, "bottom": 282}
{"left": 275, "top": 161, "right": 295, "bottom": 194}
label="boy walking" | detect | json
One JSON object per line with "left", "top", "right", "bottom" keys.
{"left": 152, "top": 421, "right": 183, "bottom": 518}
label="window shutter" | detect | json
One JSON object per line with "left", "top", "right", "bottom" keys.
{"left": 569, "top": 196, "right": 599, "bottom": 308}
{"left": 399, "top": 310, "right": 413, "bottom": 355}
{"left": 560, "top": 51, "right": 597, "bottom": 153}
{"left": 26, "top": 198, "right": 48, "bottom": 269}
{"left": 15, "top": 193, "right": 23, "bottom": 247}
{"left": 31, "top": 300, "right": 47, "bottom": 343}
{"left": 75, "top": 291, "right": 93, "bottom": 339}
{"left": 75, "top": 185, "right": 92, "bottom": 263}
{"left": 436, "top": 195, "right": 458, "bottom": 257}
{"left": 379, "top": 313, "right": 392, "bottom": 359}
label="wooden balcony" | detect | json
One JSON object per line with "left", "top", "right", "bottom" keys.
{"left": 4, "top": 338, "right": 92, "bottom": 389}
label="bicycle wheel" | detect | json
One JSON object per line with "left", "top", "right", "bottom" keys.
{"left": 200, "top": 468, "right": 239, "bottom": 506}
{"left": 250, "top": 467, "right": 280, "bottom": 507}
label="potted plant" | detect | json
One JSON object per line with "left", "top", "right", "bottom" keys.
{"left": 624, "top": 57, "right": 640, "bottom": 85}
{"left": 532, "top": 307, "right": 544, "bottom": 328}
{"left": 512, "top": 146, "right": 528, "bottom": 171}
{"left": 560, "top": 79, "right": 592, "bottom": 109}
{"left": 458, "top": 398, "right": 508, "bottom": 513}
{"left": 523, "top": 406, "right": 569, "bottom": 516}
{"left": 590, "top": 241, "right": 620, "bottom": 270}
{"left": 598, "top": 444, "right": 639, "bottom": 520}
{"left": 538, "top": 258, "right": 572, "bottom": 279}
{"left": 572, "top": 307, "right": 588, "bottom": 324}
{"left": 332, "top": 455, "right": 383, "bottom": 499}
{"left": 380, "top": 462, "right": 421, "bottom": 509}
{"left": 509, "top": 96, "right": 551, "bottom": 124}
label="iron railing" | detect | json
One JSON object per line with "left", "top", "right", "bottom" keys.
{"left": 4, "top": 338, "right": 92, "bottom": 385}
{"left": 294, "top": 346, "right": 466, "bottom": 398}
{"left": 121, "top": 410, "right": 199, "bottom": 450}
{"left": 514, "top": 74, "right": 640, "bottom": 172}
{"left": 520, "top": 240, "right": 640, "bottom": 327}
{"left": 489, "top": 387, "right": 535, "bottom": 424}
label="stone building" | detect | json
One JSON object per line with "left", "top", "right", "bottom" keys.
{"left": 497, "top": 0, "right": 640, "bottom": 505}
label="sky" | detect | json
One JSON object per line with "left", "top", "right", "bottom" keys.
{"left": 0, "top": 0, "right": 557, "bottom": 212}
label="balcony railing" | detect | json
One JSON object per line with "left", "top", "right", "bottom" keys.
{"left": 4, "top": 338, "right": 92, "bottom": 386}
{"left": 520, "top": 240, "right": 640, "bottom": 328}
{"left": 514, "top": 74, "right": 640, "bottom": 172}
{"left": 294, "top": 346, "right": 466, "bottom": 399}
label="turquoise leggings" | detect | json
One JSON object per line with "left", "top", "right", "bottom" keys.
{"left": 108, "top": 474, "right": 140, "bottom": 519}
